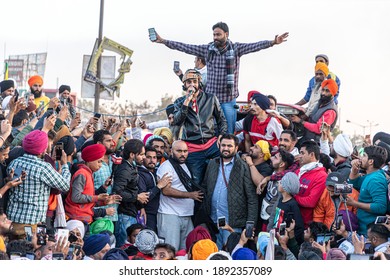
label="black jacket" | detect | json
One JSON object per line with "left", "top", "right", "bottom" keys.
{"left": 173, "top": 90, "right": 227, "bottom": 144}
{"left": 112, "top": 161, "right": 139, "bottom": 217}
{"left": 137, "top": 166, "right": 160, "bottom": 215}
{"left": 202, "top": 155, "right": 258, "bottom": 228}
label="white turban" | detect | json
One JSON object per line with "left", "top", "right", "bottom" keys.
{"left": 66, "top": 220, "right": 85, "bottom": 239}
{"left": 333, "top": 134, "right": 353, "bottom": 158}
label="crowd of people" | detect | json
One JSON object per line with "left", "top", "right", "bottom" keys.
{"left": 0, "top": 21, "right": 389, "bottom": 261}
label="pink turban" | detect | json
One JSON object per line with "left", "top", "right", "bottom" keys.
{"left": 22, "top": 130, "right": 48, "bottom": 155}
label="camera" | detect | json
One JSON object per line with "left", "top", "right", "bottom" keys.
{"left": 334, "top": 183, "right": 353, "bottom": 195}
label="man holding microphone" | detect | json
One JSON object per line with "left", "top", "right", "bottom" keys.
{"left": 172, "top": 69, "right": 227, "bottom": 185}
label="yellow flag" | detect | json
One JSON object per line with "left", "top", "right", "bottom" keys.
{"left": 4, "top": 62, "right": 8, "bottom": 80}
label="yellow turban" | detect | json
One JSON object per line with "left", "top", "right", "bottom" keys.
{"left": 153, "top": 127, "right": 173, "bottom": 146}
{"left": 255, "top": 140, "right": 271, "bottom": 161}
{"left": 191, "top": 239, "right": 218, "bottom": 260}
{"left": 28, "top": 75, "right": 44, "bottom": 87}
{"left": 315, "top": 62, "right": 329, "bottom": 77}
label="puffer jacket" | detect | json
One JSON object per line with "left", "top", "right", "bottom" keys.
{"left": 202, "top": 155, "right": 258, "bottom": 228}
{"left": 173, "top": 90, "right": 227, "bottom": 144}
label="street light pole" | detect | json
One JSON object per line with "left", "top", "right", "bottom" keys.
{"left": 94, "top": 0, "right": 104, "bottom": 113}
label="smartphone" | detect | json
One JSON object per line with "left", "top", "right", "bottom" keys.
{"left": 158, "top": 236, "right": 165, "bottom": 244}
{"left": 73, "top": 244, "right": 82, "bottom": 256}
{"left": 285, "top": 212, "right": 294, "bottom": 228}
{"left": 67, "top": 244, "right": 75, "bottom": 258}
{"left": 173, "top": 61, "right": 180, "bottom": 72}
{"left": 36, "top": 224, "right": 47, "bottom": 246}
{"left": 279, "top": 222, "right": 286, "bottom": 236}
{"left": 336, "top": 213, "right": 343, "bottom": 230}
{"left": 52, "top": 253, "right": 64, "bottom": 260}
{"left": 56, "top": 228, "right": 69, "bottom": 242}
{"left": 25, "top": 252, "right": 35, "bottom": 260}
{"left": 316, "top": 234, "right": 325, "bottom": 244}
{"left": 375, "top": 216, "right": 388, "bottom": 224}
{"left": 94, "top": 113, "right": 102, "bottom": 120}
{"left": 245, "top": 221, "right": 254, "bottom": 238}
{"left": 11, "top": 167, "right": 23, "bottom": 181}
{"left": 68, "top": 232, "right": 78, "bottom": 243}
{"left": 364, "top": 242, "right": 372, "bottom": 252}
{"left": 148, "top": 27, "right": 157, "bottom": 41}
{"left": 24, "top": 226, "right": 33, "bottom": 242}
{"left": 46, "top": 108, "right": 54, "bottom": 117}
{"left": 217, "top": 216, "right": 226, "bottom": 228}
{"left": 55, "top": 143, "right": 64, "bottom": 161}
{"left": 14, "top": 89, "right": 19, "bottom": 102}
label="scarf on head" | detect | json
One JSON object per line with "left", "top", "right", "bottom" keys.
{"left": 168, "top": 157, "right": 202, "bottom": 193}
{"left": 208, "top": 40, "right": 235, "bottom": 95}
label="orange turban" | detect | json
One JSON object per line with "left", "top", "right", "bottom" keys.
{"left": 321, "top": 79, "right": 338, "bottom": 96}
{"left": 191, "top": 239, "right": 218, "bottom": 260}
{"left": 315, "top": 62, "right": 329, "bottom": 77}
{"left": 28, "top": 75, "right": 44, "bottom": 87}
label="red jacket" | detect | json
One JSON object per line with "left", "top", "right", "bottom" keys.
{"left": 65, "top": 165, "right": 98, "bottom": 224}
{"left": 295, "top": 166, "right": 327, "bottom": 228}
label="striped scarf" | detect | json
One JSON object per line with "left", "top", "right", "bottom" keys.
{"left": 208, "top": 40, "right": 235, "bottom": 95}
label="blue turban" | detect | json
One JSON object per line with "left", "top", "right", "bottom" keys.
{"left": 232, "top": 248, "right": 257, "bottom": 260}
{"left": 83, "top": 233, "right": 110, "bottom": 256}
{"left": 252, "top": 93, "right": 270, "bottom": 111}
{"left": 102, "top": 248, "right": 129, "bottom": 260}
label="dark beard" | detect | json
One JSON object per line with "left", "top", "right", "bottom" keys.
{"left": 33, "top": 89, "right": 42, "bottom": 98}
{"left": 214, "top": 39, "right": 226, "bottom": 48}
{"left": 318, "top": 95, "right": 332, "bottom": 106}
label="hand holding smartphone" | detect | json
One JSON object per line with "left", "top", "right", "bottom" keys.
{"left": 173, "top": 61, "right": 180, "bottom": 72}
{"left": 37, "top": 224, "right": 47, "bottom": 245}
{"left": 217, "top": 216, "right": 226, "bottom": 228}
{"left": 55, "top": 142, "right": 64, "bottom": 161}
{"left": 148, "top": 28, "right": 157, "bottom": 42}
{"left": 245, "top": 221, "right": 254, "bottom": 238}
{"left": 279, "top": 222, "right": 286, "bottom": 236}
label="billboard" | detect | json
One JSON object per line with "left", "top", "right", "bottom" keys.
{"left": 81, "top": 55, "right": 116, "bottom": 100}
{"left": 6, "top": 52, "right": 47, "bottom": 89}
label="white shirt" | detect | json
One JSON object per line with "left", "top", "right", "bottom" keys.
{"left": 157, "top": 160, "right": 194, "bottom": 216}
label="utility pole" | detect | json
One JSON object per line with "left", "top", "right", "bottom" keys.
{"left": 94, "top": 0, "right": 104, "bottom": 113}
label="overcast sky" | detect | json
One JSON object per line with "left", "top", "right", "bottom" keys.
{"left": 1, "top": 0, "right": 389, "bottom": 137}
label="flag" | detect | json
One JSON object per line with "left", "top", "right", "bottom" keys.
{"left": 265, "top": 229, "right": 275, "bottom": 260}
{"left": 4, "top": 62, "right": 8, "bottom": 80}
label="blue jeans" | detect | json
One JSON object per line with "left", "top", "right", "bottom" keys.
{"left": 115, "top": 213, "right": 137, "bottom": 248}
{"left": 216, "top": 227, "right": 242, "bottom": 250}
{"left": 157, "top": 213, "right": 193, "bottom": 251}
{"left": 221, "top": 98, "right": 237, "bottom": 134}
{"left": 186, "top": 141, "right": 220, "bottom": 185}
